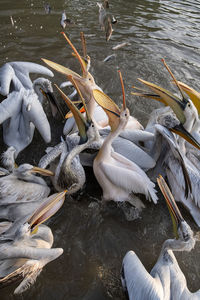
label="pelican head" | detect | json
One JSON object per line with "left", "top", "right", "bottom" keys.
{"left": 132, "top": 59, "right": 199, "bottom": 126}
{"left": 33, "top": 77, "right": 64, "bottom": 119}
{"left": 157, "top": 175, "right": 195, "bottom": 251}
{"left": 14, "top": 164, "right": 54, "bottom": 177}
{"left": 42, "top": 33, "right": 101, "bottom": 105}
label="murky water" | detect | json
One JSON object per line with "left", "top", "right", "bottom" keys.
{"left": 1, "top": 0, "right": 200, "bottom": 299}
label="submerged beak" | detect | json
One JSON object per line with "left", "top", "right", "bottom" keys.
{"left": 157, "top": 175, "right": 184, "bottom": 239}
{"left": 170, "top": 123, "right": 200, "bottom": 150}
{"left": 55, "top": 84, "right": 89, "bottom": 144}
{"left": 30, "top": 166, "right": 54, "bottom": 176}
{"left": 93, "top": 89, "right": 120, "bottom": 131}
{"left": 28, "top": 190, "right": 67, "bottom": 234}
{"left": 137, "top": 78, "right": 187, "bottom": 124}
{"left": 42, "top": 90, "right": 65, "bottom": 120}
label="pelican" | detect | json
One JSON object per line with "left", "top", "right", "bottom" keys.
{"left": 132, "top": 59, "right": 200, "bottom": 154}
{"left": 39, "top": 81, "right": 101, "bottom": 193}
{"left": 143, "top": 103, "right": 200, "bottom": 225}
{"left": 0, "top": 164, "right": 54, "bottom": 222}
{"left": 93, "top": 72, "right": 158, "bottom": 207}
{"left": 121, "top": 175, "right": 199, "bottom": 300}
{"left": 0, "top": 190, "right": 66, "bottom": 294}
{"left": 0, "top": 61, "right": 64, "bottom": 161}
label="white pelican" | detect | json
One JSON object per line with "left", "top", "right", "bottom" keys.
{"left": 0, "top": 61, "right": 64, "bottom": 161}
{"left": 132, "top": 59, "right": 200, "bottom": 154}
{"left": 39, "top": 81, "right": 101, "bottom": 193}
{"left": 0, "top": 164, "right": 54, "bottom": 222}
{"left": 121, "top": 175, "right": 199, "bottom": 300}
{"left": 92, "top": 72, "right": 158, "bottom": 207}
{"left": 0, "top": 190, "right": 66, "bottom": 294}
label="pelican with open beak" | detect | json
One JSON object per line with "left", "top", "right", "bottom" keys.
{"left": 39, "top": 80, "right": 101, "bottom": 193}
{"left": 42, "top": 33, "right": 109, "bottom": 134}
{"left": 132, "top": 59, "right": 200, "bottom": 152}
{"left": 0, "top": 190, "right": 66, "bottom": 294}
{"left": 93, "top": 71, "right": 158, "bottom": 206}
{"left": 121, "top": 175, "right": 198, "bottom": 300}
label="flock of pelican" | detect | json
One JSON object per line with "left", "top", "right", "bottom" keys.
{"left": 0, "top": 23, "right": 200, "bottom": 299}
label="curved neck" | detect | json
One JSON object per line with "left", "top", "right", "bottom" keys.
{"left": 98, "top": 118, "right": 127, "bottom": 157}
{"left": 65, "top": 131, "right": 98, "bottom": 167}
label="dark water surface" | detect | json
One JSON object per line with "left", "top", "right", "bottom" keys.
{"left": 0, "top": 0, "right": 200, "bottom": 299}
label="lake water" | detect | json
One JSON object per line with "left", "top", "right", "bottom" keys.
{"left": 0, "top": 0, "right": 200, "bottom": 299}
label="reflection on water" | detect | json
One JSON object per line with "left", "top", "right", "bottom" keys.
{"left": 1, "top": 0, "right": 200, "bottom": 299}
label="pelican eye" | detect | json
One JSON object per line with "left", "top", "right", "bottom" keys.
{"left": 183, "top": 232, "right": 189, "bottom": 241}
{"left": 187, "top": 103, "right": 191, "bottom": 108}
{"left": 125, "top": 113, "right": 127, "bottom": 116}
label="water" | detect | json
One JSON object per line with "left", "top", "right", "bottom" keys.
{"left": 0, "top": 0, "right": 200, "bottom": 298}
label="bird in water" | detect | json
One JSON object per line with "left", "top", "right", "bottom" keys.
{"left": 93, "top": 71, "right": 158, "bottom": 208}
{"left": 60, "top": 10, "right": 74, "bottom": 29}
{"left": 0, "top": 164, "right": 54, "bottom": 222}
{"left": 97, "top": 1, "right": 117, "bottom": 41}
{"left": 39, "top": 79, "right": 101, "bottom": 194}
{"left": 121, "top": 175, "right": 199, "bottom": 300}
{"left": 0, "top": 190, "right": 66, "bottom": 294}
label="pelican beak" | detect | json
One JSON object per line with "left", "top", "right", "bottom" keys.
{"left": 55, "top": 84, "right": 89, "bottom": 144}
{"left": 42, "top": 90, "right": 65, "bottom": 120}
{"left": 93, "top": 89, "right": 120, "bottom": 131}
{"left": 28, "top": 190, "right": 67, "bottom": 234}
{"left": 157, "top": 175, "right": 184, "bottom": 239}
{"left": 118, "top": 70, "right": 126, "bottom": 110}
{"left": 65, "top": 106, "right": 85, "bottom": 119}
{"left": 61, "top": 32, "right": 87, "bottom": 77}
{"left": 176, "top": 81, "right": 200, "bottom": 115}
{"left": 131, "top": 87, "right": 166, "bottom": 104}
{"left": 137, "top": 78, "right": 187, "bottom": 124}
{"left": 30, "top": 166, "right": 54, "bottom": 176}
{"left": 170, "top": 123, "right": 200, "bottom": 150}
{"left": 42, "top": 58, "right": 82, "bottom": 80}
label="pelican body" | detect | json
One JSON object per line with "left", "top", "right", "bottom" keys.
{"left": 0, "top": 164, "right": 53, "bottom": 222}
{"left": 93, "top": 107, "right": 158, "bottom": 205}
{"left": 121, "top": 176, "right": 199, "bottom": 300}
{"left": 0, "top": 191, "right": 66, "bottom": 294}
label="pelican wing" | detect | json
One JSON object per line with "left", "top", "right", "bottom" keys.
{"left": 0, "top": 63, "right": 18, "bottom": 95}
{"left": 0, "top": 91, "right": 23, "bottom": 124}
{"left": 0, "top": 174, "right": 50, "bottom": 204}
{"left": 121, "top": 251, "right": 163, "bottom": 300}
{"left": 22, "top": 91, "right": 51, "bottom": 143}
{"left": 119, "top": 129, "right": 154, "bottom": 144}
{"left": 111, "top": 137, "right": 156, "bottom": 170}
{"left": 100, "top": 151, "right": 157, "bottom": 202}
{"left": 9, "top": 62, "right": 54, "bottom": 90}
